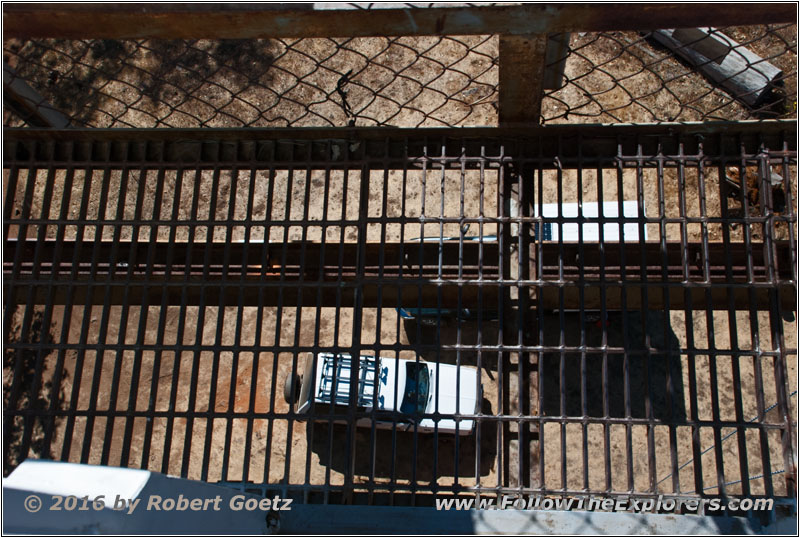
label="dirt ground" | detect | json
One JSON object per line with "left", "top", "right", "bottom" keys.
{"left": 3, "top": 23, "right": 798, "bottom": 503}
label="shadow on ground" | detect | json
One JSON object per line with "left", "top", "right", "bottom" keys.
{"left": 309, "top": 398, "right": 496, "bottom": 480}
{"left": 402, "top": 317, "right": 500, "bottom": 379}
{"left": 539, "top": 311, "right": 686, "bottom": 420}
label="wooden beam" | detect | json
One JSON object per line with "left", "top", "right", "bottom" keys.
{"left": 498, "top": 34, "right": 547, "bottom": 127}
{"left": 3, "top": 3, "right": 795, "bottom": 39}
{"left": 542, "top": 33, "right": 571, "bottom": 90}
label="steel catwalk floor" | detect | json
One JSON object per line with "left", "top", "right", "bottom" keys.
{"left": 3, "top": 123, "right": 796, "bottom": 513}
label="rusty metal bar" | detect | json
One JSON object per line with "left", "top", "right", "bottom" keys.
{"left": 5, "top": 122, "right": 796, "bottom": 168}
{"left": 4, "top": 3, "right": 795, "bottom": 39}
{"left": 3, "top": 240, "right": 495, "bottom": 279}
{"left": 6, "top": 239, "right": 789, "bottom": 278}
{"left": 4, "top": 239, "right": 793, "bottom": 309}
{"left": 7, "top": 121, "right": 796, "bottom": 141}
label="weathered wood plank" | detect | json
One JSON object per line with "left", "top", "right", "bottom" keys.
{"left": 498, "top": 34, "right": 548, "bottom": 126}
{"left": 3, "top": 3, "right": 795, "bottom": 39}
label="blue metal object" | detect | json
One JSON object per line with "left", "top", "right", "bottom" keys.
{"left": 397, "top": 307, "right": 499, "bottom": 321}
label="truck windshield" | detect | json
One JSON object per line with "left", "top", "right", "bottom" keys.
{"left": 400, "top": 362, "right": 429, "bottom": 416}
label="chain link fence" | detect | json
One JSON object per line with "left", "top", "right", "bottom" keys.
{"left": 4, "top": 24, "right": 796, "bottom": 128}
{"left": 4, "top": 35, "right": 498, "bottom": 128}
{"left": 544, "top": 25, "right": 797, "bottom": 123}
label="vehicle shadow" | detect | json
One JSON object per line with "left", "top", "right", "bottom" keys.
{"left": 402, "top": 317, "right": 500, "bottom": 378}
{"left": 309, "top": 397, "right": 497, "bottom": 480}
{"left": 400, "top": 309, "right": 686, "bottom": 420}
{"left": 539, "top": 311, "right": 686, "bottom": 420}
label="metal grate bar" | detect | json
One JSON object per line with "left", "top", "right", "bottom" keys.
{"left": 3, "top": 124, "right": 796, "bottom": 512}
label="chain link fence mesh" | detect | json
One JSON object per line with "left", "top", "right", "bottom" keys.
{"left": 542, "top": 25, "right": 797, "bottom": 124}
{"left": 3, "top": 24, "right": 797, "bottom": 128}
{"left": 4, "top": 35, "right": 498, "bottom": 128}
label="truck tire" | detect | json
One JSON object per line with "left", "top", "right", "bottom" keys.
{"left": 283, "top": 370, "right": 302, "bottom": 404}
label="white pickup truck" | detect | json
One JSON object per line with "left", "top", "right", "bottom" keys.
{"left": 285, "top": 352, "right": 481, "bottom": 435}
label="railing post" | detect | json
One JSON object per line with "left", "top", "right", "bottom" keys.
{"left": 543, "top": 33, "right": 571, "bottom": 90}
{"left": 498, "top": 34, "right": 548, "bottom": 127}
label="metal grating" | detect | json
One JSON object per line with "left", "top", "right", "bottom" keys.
{"left": 3, "top": 123, "right": 797, "bottom": 513}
